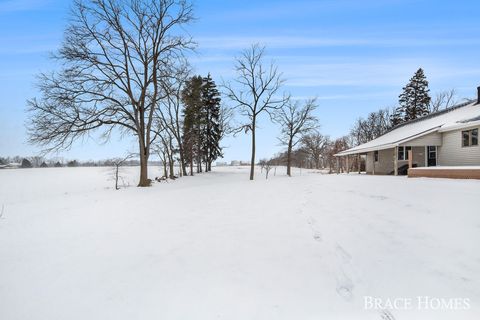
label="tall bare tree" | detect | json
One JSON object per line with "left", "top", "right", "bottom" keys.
{"left": 300, "top": 132, "right": 329, "bottom": 170}
{"left": 157, "top": 62, "right": 191, "bottom": 177}
{"left": 350, "top": 108, "right": 391, "bottom": 146}
{"left": 274, "top": 98, "right": 319, "bottom": 176}
{"left": 223, "top": 44, "right": 287, "bottom": 180}
{"left": 429, "top": 89, "right": 458, "bottom": 113}
{"left": 27, "top": 0, "right": 194, "bottom": 187}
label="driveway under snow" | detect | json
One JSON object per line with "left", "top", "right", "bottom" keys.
{"left": 0, "top": 166, "right": 479, "bottom": 320}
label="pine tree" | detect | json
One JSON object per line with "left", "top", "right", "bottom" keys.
{"left": 399, "top": 68, "right": 431, "bottom": 122}
{"left": 181, "top": 74, "right": 224, "bottom": 174}
{"left": 181, "top": 76, "right": 203, "bottom": 176}
{"left": 201, "top": 74, "right": 223, "bottom": 172}
{"left": 390, "top": 106, "right": 404, "bottom": 127}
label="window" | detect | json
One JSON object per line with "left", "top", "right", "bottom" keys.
{"left": 472, "top": 129, "right": 478, "bottom": 146}
{"left": 462, "top": 129, "right": 479, "bottom": 147}
{"left": 398, "top": 147, "right": 404, "bottom": 160}
{"left": 397, "top": 146, "right": 412, "bottom": 160}
{"left": 374, "top": 151, "right": 379, "bottom": 162}
{"left": 428, "top": 146, "right": 436, "bottom": 159}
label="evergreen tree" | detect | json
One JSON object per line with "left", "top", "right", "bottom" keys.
{"left": 181, "top": 76, "right": 203, "bottom": 176}
{"left": 390, "top": 106, "right": 404, "bottom": 127}
{"left": 399, "top": 68, "right": 431, "bottom": 122}
{"left": 182, "top": 74, "right": 225, "bottom": 174}
{"left": 201, "top": 74, "right": 223, "bottom": 172}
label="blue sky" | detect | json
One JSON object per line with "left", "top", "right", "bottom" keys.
{"left": 0, "top": 0, "right": 479, "bottom": 162}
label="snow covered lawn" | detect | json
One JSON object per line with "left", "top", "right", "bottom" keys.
{"left": 1, "top": 167, "right": 479, "bottom": 320}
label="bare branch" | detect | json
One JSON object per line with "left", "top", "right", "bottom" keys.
{"left": 27, "top": 0, "right": 195, "bottom": 187}
{"left": 222, "top": 44, "right": 287, "bottom": 180}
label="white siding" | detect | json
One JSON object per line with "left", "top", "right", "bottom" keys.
{"left": 400, "top": 132, "right": 442, "bottom": 147}
{"left": 438, "top": 128, "right": 480, "bottom": 166}
{"left": 366, "top": 148, "right": 396, "bottom": 174}
{"left": 412, "top": 146, "right": 426, "bottom": 167}
{"left": 366, "top": 146, "right": 426, "bottom": 174}
{"left": 366, "top": 152, "right": 374, "bottom": 173}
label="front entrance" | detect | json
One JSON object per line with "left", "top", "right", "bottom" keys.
{"left": 427, "top": 146, "right": 437, "bottom": 167}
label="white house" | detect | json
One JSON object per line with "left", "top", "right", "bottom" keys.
{"left": 335, "top": 87, "right": 480, "bottom": 178}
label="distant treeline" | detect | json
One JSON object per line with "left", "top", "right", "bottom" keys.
{"left": 0, "top": 156, "right": 163, "bottom": 168}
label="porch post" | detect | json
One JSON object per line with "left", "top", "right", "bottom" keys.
{"left": 336, "top": 157, "right": 340, "bottom": 174}
{"left": 408, "top": 150, "right": 413, "bottom": 169}
{"left": 372, "top": 153, "right": 375, "bottom": 175}
{"left": 394, "top": 147, "right": 398, "bottom": 176}
{"left": 346, "top": 156, "right": 349, "bottom": 174}
{"left": 358, "top": 154, "right": 361, "bottom": 174}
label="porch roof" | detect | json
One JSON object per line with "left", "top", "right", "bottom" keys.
{"left": 335, "top": 126, "right": 440, "bottom": 156}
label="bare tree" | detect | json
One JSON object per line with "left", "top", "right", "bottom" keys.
{"left": 429, "top": 89, "right": 458, "bottom": 113}
{"left": 274, "top": 98, "right": 319, "bottom": 176}
{"left": 218, "top": 104, "right": 235, "bottom": 142}
{"left": 300, "top": 132, "right": 329, "bottom": 170}
{"left": 258, "top": 158, "right": 267, "bottom": 173}
{"left": 111, "top": 153, "right": 135, "bottom": 190}
{"left": 153, "top": 121, "right": 177, "bottom": 179}
{"left": 223, "top": 44, "right": 287, "bottom": 180}
{"left": 27, "top": 0, "right": 194, "bottom": 187}
{"left": 350, "top": 108, "right": 391, "bottom": 147}
{"left": 264, "top": 161, "right": 273, "bottom": 180}
{"left": 157, "top": 62, "right": 191, "bottom": 177}
{"left": 328, "top": 137, "right": 350, "bottom": 173}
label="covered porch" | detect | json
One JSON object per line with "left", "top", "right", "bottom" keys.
{"left": 335, "top": 130, "right": 442, "bottom": 176}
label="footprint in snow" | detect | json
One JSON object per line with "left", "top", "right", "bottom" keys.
{"left": 313, "top": 231, "right": 322, "bottom": 242}
{"left": 335, "top": 244, "right": 352, "bottom": 263}
{"left": 379, "top": 309, "right": 396, "bottom": 320}
{"left": 335, "top": 271, "right": 354, "bottom": 302}
{"left": 370, "top": 195, "right": 388, "bottom": 201}
{"left": 307, "top": 217, "right": 323, "bottom": 242}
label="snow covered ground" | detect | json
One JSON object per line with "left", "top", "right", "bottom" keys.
{"left": 0, "top": 166, "right": 479, "bottom": 320}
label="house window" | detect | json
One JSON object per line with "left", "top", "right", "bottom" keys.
{"left": 462, "top": 128, "right": 479, "bottom": 147}
{"left": 472, "top": 129, "right": 478, "bottom": 146}
{"left": 397, "top": 146, "right": 412, "bottom": 160}
{"left": 374, "top": 151, "right": 379, "bottom": 162}
{"left": 428, "top": 146, "right": 437, "bottom": 159}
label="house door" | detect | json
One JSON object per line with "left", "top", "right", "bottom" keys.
{"left": 427, "top": 146, "right": 437, "bottom": 166}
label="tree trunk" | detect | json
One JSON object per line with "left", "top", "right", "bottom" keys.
{"left": 178, "top": 145, "right": 187, "bottom": 177}
{"left": 197, "top": 127, "right": 202, "bottom": 173}
{"left": 169, "top": 158, "right": 174, "bottom": 178}
{"left": 249, "top": 119, "right": 256, "bottom": 181}
{"left": 161, "top": 151, "right": 167, "bottom": 178}
{"left": 189, "top": 144, "right": 194, "bottom": 176}
{"left": 286, "top": 138, "right": 293, "bottom": 177}
{"left": 138, "top": 147, "right": 150, "bottom": 187}
{"left": 115, "top": 165, "right": 119, "bottom": 190}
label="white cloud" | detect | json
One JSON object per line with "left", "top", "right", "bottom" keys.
{"left": 197, "top": 35, "right": 480, "bottom": 51}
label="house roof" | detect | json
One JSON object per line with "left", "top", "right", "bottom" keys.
{"left": 335, "top": 100, "right": 480, "bottom": 156}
